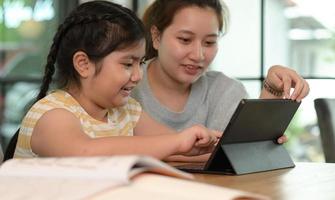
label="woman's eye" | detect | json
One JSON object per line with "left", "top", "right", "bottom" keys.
{"left": 205, "top": 41, "right": 217, "bottom": 46}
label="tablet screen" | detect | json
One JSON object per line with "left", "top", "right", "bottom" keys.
{"left": 221, "top": 99, "right": 301, "bottom": 144}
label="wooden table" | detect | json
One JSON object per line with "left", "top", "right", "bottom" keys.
{"left": 191, "top": 162, "right": 335, "bottom": 200}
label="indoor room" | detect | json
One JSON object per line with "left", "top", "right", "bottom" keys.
{"left": 0, "top": 0, "right": 334, "bottom": 199}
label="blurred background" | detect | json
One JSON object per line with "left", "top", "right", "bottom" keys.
{"left": 1, "top": 0, "right": 335, "bottom": 162}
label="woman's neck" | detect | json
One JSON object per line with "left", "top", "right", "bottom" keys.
{"left": 147, "top": 59, "right": 191, "bottom": 112}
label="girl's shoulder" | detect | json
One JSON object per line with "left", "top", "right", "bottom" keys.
{"left": 34, "top": 90, "right": 75, "bottom": 108}
{"left": 27, "top": 90, "right": 79, "bottom": 118}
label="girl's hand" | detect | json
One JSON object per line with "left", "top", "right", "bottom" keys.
{"left": 176, "top": 125, "right": 220, "bottom": 156}
{"left": 263, "top": 65, "right": 309, "bottom": 101}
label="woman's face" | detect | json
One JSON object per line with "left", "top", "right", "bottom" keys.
{"left": 153, "top": 6, "right": 219, "bottom": 85}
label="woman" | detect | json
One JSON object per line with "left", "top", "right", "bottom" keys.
{"left": 131, "top": 0, "right": 309, "bottom": 160}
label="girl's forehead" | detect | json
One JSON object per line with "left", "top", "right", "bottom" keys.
{"left": 108, "top": 40, "right": 146, "bottom": 58}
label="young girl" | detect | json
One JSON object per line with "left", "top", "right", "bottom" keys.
{"left": 13, "top": 1, "right": 219, "bottom": 159}
{"left": 131, "top": 0, "right": 310, "bottom": 160}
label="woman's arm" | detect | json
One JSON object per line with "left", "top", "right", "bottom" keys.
{"left": 259, "top": 65, "right": 309, "bottom": 144}
{"left": 260, "top": 65, "right": 309, "bottom": 101}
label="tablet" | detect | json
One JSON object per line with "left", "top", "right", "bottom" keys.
{"left": 177, "top": 99, "right": 301, "bottom": 175}
{"left": 220, "top": 99, "right": 301, "bottom": 144}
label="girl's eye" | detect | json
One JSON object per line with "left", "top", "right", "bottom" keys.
{"left": 177, "top": 37, "right": 191, "bottom": 44}
{"left": 123, "top": 63, "right": 133, "bottom": 68}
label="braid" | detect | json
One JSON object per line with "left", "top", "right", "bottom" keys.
{"left": 35, "top": 21, "right": 71, "bottom": 101}
{"left": 36, "top": 53, "right": 56, "bottom": 101}
{"left": 36, "top": 1, "right": 146, "bottom": 101}
{"left": 36, "top": 14, "right": 98, "bottom": 101}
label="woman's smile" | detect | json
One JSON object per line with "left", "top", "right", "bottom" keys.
{"left": 182, "top": 64, "right": 203, "bottom": 76}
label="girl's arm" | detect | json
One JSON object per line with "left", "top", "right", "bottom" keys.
{"left": 163, "top": 153, "right": 210, "bottom": 162}
{"left": 134, "top": 111, "right": 221, "bottom": 162}
{"left": 31, "top": 109, "right": 217, "bottom": 160}
{"left": 134, "top": 111, "right": 176, "bottom": 136}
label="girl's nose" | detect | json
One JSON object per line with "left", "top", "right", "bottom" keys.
{"left": 131, "top": 64, "right": 143, "bottom": 83}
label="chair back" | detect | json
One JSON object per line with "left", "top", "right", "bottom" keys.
{"left": 0, "top": 144, "right": 3, "bottom": 164}
{"left": 4, "top": 129, "right": 20, "bottom": 161}
{"left": 314, "top": 98, "right": 335, "bottom": 163}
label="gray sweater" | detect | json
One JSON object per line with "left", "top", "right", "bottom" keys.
{"left": 131, "top": 63, "right": 248, "bottom": 132}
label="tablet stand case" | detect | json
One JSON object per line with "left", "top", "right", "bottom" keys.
{"left": 207, "top": 141, "right": 295, "bottom": 175}
{"left": 204, "top": 99, "right": 299, "bottom": 175}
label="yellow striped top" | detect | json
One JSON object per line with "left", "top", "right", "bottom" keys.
{"left": 14, "top": 90, "right": 142, "bottom": 158}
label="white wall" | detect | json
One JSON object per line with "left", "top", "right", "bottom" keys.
{"left": 264, "top": 0, "right": 289, "bottom": 74}
{"left": 211, "top": 0, "right": 261, "bottom": 78}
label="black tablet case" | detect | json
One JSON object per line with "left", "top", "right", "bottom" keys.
{"left": 203, "top": 99, "right": 301, "bottom": 175}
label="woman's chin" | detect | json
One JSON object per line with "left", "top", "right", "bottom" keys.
{"left": 182, "top": 75, "right": 202, "bottom": 84}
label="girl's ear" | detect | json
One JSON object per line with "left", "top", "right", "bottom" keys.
{"left": 151, "top": 26, "right": 161, "bottom": 50}
{"left": 73, "top": 51, "right": 92, "bottom": 78}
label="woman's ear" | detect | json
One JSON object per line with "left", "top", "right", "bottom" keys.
{"left": 73, "top": 51, "right": 92, "bottom": 78}
{"left": 151, "top": 26, "right": 161, "bottom": 50}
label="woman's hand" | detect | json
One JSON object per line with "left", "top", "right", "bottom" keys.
{"left": 262, "top": 65, "right": 309, "bottom": 101}
{"left": 277, "top": 135, "right": 288, "bottom": 144}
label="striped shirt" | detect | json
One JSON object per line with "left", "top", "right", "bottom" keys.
{"left": 14, "top": 90, "right": 142, "bottom": 158}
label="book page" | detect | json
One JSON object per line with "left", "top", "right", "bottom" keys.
{"left": 0, "top": 156, "right": 193, "bottom": 181}
{"left": 0, "top": 177, "right": 116, "bottom": 200}
{"left": 0, "top": 156, "right": 142, "bottom": 200}
{"left": 0, "top": 156, "right": 194, "bottom": 200}
{"left": 0, "top": 156, "right": 136, "bottom": 182}
{"left": 129, "top": 156, "right": 194, "bottom": 179}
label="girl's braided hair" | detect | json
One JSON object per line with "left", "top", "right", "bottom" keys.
{"left": 36, "top": 0, "right": 145, "bottom": 101}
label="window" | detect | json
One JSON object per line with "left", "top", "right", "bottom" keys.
{"left": 0, "top": 0, "right": 78, "bottom": 150}
{"left": 214, "top": 0, "right": 335, "bottom": 162}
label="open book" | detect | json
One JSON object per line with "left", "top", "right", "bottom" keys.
{"left": 0, "top": 155, "right": 269, "bottom": 200}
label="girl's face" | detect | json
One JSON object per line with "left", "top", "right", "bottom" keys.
{"left": 86, "top": 40, "right": 145, "bottom": 108}
{"left": 154, "top": 6, "right": 219, "bottom": 85}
